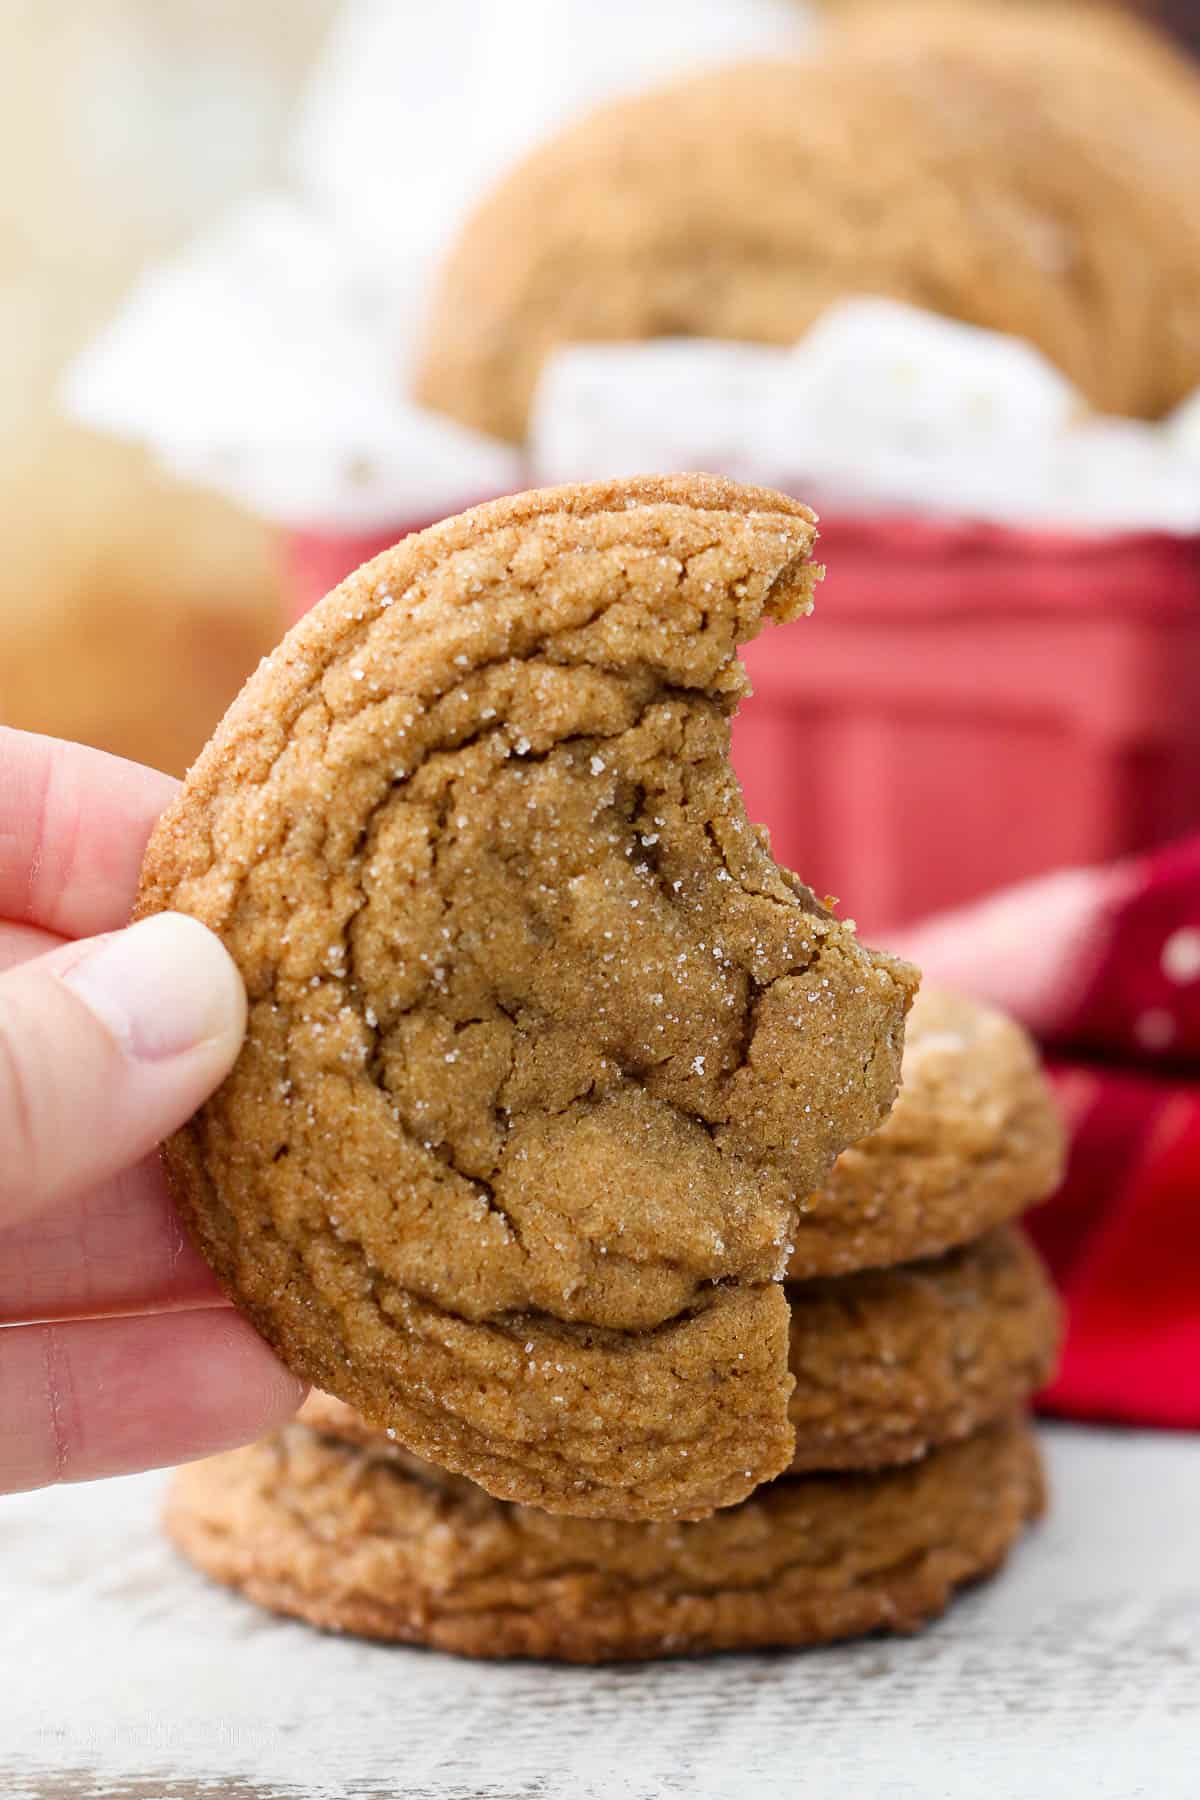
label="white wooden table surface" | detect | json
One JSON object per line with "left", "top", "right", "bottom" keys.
{"left": 3, "top": 1425, "right": 1198, "bottom": 1800}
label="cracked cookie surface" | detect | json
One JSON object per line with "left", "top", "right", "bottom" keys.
{"left": 138, "top": 475, "right": 915, "bottom": 1520}
{"left": 788, "top": 989, "right": 1064, "bottom": 1279}
{"left": 165, "top": 1415, "right": 1044, "bottom": 1663}
{"left": 304, "top": 1224, "right": 1060, "bottom": 1475}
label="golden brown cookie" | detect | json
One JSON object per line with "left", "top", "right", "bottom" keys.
{"left": 782, "top": 1227, "right": 1059, "bottom": 1469}
{"left": 166, "top": 1415, "right": 1044, "bottom": 1663}
{"left": 788, "top": 989, "right": 1064, "bottom": 1280}
{"left": 414, "top": 9, "right": 1200, "bottom": 442}
{"left": 304, "top": 1224, "right": 1060, "bottom": 1475}
{"left": 138, "top": 475, "right": 916, "bottom": 1522}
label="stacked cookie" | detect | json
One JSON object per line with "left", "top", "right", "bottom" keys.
{"left": 146, "top": 477, "right": 1062, "bottom": 1661}
{"left": 167, "top": 999, "right": 1063, "bottom": 1662}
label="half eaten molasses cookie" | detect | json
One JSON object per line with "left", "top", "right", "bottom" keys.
{"left": 138, "top": 475, "right": 916, "bottom": 1520}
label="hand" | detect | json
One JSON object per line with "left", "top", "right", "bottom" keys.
{"left": 0, "top": 728, "right": 306, "bottom": 1495}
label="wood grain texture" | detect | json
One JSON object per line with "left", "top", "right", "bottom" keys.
{"left": 3, "top": 1427, "right": 1199, "bottom": 1799}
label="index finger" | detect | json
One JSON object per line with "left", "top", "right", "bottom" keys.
{"left": 0, "top": 729, "right": 178, "bottom": 939}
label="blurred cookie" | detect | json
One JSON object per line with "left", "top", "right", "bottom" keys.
{"left": 0, "top": 430, "right": 280, "bottom": 776}
{"left": 415, "top": 8, "right": 1200, "bottom": 441}
{"left": 305, "top": 1225, "right": 1060, "bottom": 1475}
{"left": 788, "top": 989, "right": 1064, "bottom": 1278}
{"left": 138, "top": 475, "right": 915, "bottom": 1522}
{"left": 166, "top": 1415, "right": 1043, "bottom": 1663}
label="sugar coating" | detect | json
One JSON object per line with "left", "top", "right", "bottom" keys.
{"left": 137, "top": 475, "right": 915, "bottom": 1521}
{"left": 164, "top": 1416, "right": 1045, "bottom": 1663}
{"left": 787, "top": 988, "right": 1065, "bottom": 1280}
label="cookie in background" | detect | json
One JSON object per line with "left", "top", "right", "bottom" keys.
{"left": 0, "top": 0, "right": 335, "bottom": 773}
{"left": 415, "top": 0, "right": 1200, "bottom": 438}
{"left": 0, "top": 429, "right": 280, "bottom": 776}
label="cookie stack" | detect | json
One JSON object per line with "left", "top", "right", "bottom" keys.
{"left": 146, "top": 477, "right": 1063, "bottom": 1662}
{"left": 168, "top": 987, "right": 1062, "bottom": 1662}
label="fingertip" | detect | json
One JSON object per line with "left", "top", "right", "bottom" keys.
{"left": 175, "top": 1308, "right": 309, "bottom": 1455}
{"left": 61, "top": 912, "right": 247, "bottom": 1068}
{"left": 0, "top": 1311, "right": 308, "bottom": 1494}
{"left": 203, "top": 1309, "right": 311, "bottom": 1437}
{"left": 0, "top": 916, "right": 249, "bottom": 1217}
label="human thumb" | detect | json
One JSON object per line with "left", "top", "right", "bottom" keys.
{"left": 0, "top": 913, "right": 245, "bottom": 1222}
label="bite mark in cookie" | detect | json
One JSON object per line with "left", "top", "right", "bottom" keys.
{"left": 304, "top": 1223, "right": 1061, "bottom": 1476}
{"left": 138, "top": 475, "right": 916, "bottom": 1520}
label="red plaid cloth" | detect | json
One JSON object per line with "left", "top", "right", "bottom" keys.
{"left": 897, "top": 837, "right": 1200, "bottom": 1430}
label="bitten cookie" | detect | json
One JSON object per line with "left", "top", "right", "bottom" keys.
{"left": 138, "top": 475, "right": 915, "bottom": 1522}
{"left": 414, "top": 10, "right": 1200, "bottom": 442}
{"left": 787, "top": 989, "right": 1064, "bottom": 1279}
{"left": 166, "top": 1415, "right": 1044, "bottom": 1664}
{"left": 305, "top": 1224, "right": 1060, "bottom": 1475}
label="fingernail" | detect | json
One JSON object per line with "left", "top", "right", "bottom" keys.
{"left": 61, "top": 914, "right": 247, "bottom": 1061}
